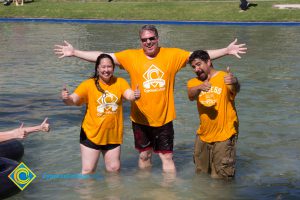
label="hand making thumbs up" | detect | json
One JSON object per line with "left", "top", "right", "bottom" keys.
{"left": 134, "top": 84, "right": 141, "bottom": 100}
{"left": 15, "top": 123, "right": 28, "bottom": 139}
{"left": 40, "top": 117, "right": 50, "bottom": 132}
{"left": 224, "top": 66, "right": 237, "bottom": 85}
{"left": 61, "top": 84, "right": 69, "bottom": 100}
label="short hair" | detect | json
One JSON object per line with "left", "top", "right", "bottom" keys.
{"left": 188, "top": 50, "right": 210, "bottom": 64}
{"left": 139, "top": 25, "right": 159, "bottom": 38}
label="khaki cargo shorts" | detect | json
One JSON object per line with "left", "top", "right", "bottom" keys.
{"left": 193, "top": 134, "right": 237, "bottom": 179}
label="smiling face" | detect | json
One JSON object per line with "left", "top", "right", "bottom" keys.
{"left": 191, "top": 58, "right": 211, "bottom": 81}
{"left": 97, "top": 58, "right": 114, "bottom": 84}
{"left": 140, "top": 30, "right": 159, "bottom": 58}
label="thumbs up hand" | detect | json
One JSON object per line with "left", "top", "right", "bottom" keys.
{"left": 14, "top": 123, "right": 28, "bottom": 139}
{"left": 199, "top": 80, "right": 211, "bottom": 92}
{"left": 40, "top": 117, "right": 50, "bottom": 132}
{"left": 61, "top": 84, "right": 70, "bottom": 100}
{"left": 134, "top": 84, "right": 141, "bottom": 100}
{"left": 227, "top": 66, "right": 231, "bottom": 74}
{"left": 224, "top": 66, "right": 237, "bottom": 85}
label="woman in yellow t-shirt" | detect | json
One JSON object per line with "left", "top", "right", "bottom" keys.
{"left": 61, "top": 54, "right": 140, "bottom": 174}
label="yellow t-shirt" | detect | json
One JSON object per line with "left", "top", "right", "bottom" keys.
{"left": 187, "top": 71, "right": 239, "bottom": 143}
{"left": 74, "top": 77, "right": 130, "bottom": 145}
{"left": 115, "top": 47, "right": 190, "bottom": 127}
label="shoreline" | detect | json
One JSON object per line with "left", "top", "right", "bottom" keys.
{"left": 1, "top": 18, "right": 300, "bottom": 26}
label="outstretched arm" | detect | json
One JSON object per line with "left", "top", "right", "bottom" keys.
{"left": 0, "top": 118, "right": 50, "bottom": 142}
{"left": 54, "top": 40, "right": 119, "bottom": 65}
{"left": 0, "top": 123, "right": 26, "bottom": 142}
{"left": 22, "top": 118, "right": 50, "bottom": 134}
{"left": 206, "top": 39, "right": 247, "bottom": 60}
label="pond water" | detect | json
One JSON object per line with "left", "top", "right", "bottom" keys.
{"left": 0, "top": 23, "right": 299, "bottom": 200}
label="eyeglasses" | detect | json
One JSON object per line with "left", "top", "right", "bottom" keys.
{"left": 140, "top": 36, "right": 157, "bottom": 43}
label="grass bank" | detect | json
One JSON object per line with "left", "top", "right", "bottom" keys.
{"left": 0, "top": 0, "right": 300, "bottom": 22}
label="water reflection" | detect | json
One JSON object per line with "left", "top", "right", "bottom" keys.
{"left": 74, "top": 174, "right": 122, "bottom": 200}
{"left": 0, "top": 23, "right": 299, "bottom": 199}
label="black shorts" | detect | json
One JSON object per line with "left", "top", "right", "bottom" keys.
{"left": 80, "top": 127, "right": 120, "bottom": 151}
{"left": 132, "top": 121, "right": 174, "bottom": 154}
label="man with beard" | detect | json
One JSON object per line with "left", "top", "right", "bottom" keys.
{"left": 187, "top": 50, "right": 240, "bottom": 179}
{"left": 54, "top": 25, "right": 246, "bottom": 173}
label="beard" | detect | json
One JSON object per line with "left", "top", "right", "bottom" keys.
{"left": 196, "top": 70, "right": 208, "bottom": 81}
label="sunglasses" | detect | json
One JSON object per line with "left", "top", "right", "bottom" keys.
{"left": 140, "top": 36, "right": 157, "bottom": 43}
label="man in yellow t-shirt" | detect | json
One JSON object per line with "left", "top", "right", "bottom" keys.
{"left": 187, "top": 50, "right": 240, "bottom": 179}
{"left": 55, "top": 25, "right": 247, "bottom": 173}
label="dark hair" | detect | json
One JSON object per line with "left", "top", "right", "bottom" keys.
{"left": 139, "top": 25, "right": 159, "bottom": 38}
{"left": 188, "top": 50, "right": 210, "bottom": 65}
{"left": 91, "top": 54, "right": 115, "bottom": 93}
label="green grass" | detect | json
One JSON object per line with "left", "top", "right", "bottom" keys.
{"left": 0, "top": 0, "right": 300, "bottom": 21}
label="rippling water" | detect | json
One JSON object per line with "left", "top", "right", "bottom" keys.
{"left": 0, "top": 23, "right": 299, "bottom": 199}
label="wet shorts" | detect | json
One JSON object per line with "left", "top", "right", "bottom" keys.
{"left": 193, "top": 134, "right": 237, "bottom": 179}
{"left": 132, "top": 121, "right": 174, "bottom": 154}
{"left": 80, "top": 127, "right": 120, "bottom": 151}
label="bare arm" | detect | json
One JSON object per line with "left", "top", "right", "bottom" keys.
{"left": 54, "top": 41, "right": 119, "bottom": 65}
{"left": 23, "top": 118, "right": 50, "bottom": 133}
{"left": 123, "top": 85, "right": 141, "bottom": 101}
{"left": 0, "top": 127, "right": 24, "bottom": 142}
{"left": 0, "top": 118, "right": 50, "bottom": 142}
{"left": 187, "top": 81, "right": 211, "bottom": 101}
{"left": 206, "top": 39, "right": 247, "bottom": 60}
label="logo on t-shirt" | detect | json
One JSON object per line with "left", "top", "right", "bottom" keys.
{"left": 97, "top": 91, "right": 118, "bottom": 114}
{"left": 199, "top": 86, "right": 222, "bottom": 107}
{"left": 142, "top": 64, "right": 165, "bottom": 93}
